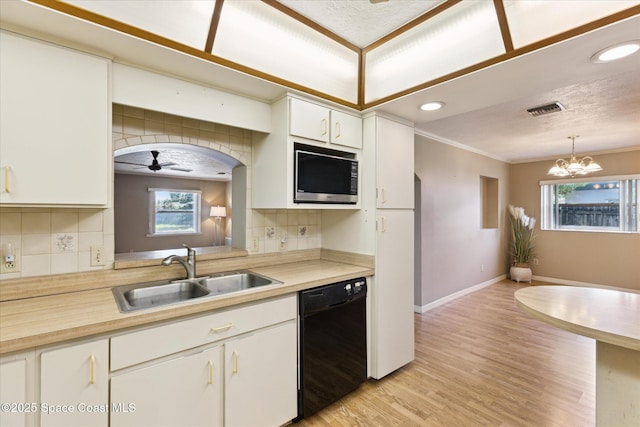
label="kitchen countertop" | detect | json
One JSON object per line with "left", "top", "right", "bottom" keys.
{"left": 515, "top": 285, "right": 640, "bottom": 426}
{"left": 515, "top": 285, "right": 640, "bottom": 351}
{"left": 0, "top": 259, "right": 374, "bottom": 355}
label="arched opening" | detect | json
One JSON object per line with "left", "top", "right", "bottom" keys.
{"left": 113, "top": 142, "right": 245, "bottom": 255}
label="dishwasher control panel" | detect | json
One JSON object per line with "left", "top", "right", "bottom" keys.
{"left": 345, "top": 279, "right": 366, "bottom": 296}
{"left": 300, "top": 277, "right": 367, "bottom": 315}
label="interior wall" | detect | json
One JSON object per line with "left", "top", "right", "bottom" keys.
{"left": 509, "top": 149, "right": 640, "bottom": 291}
{"left": 114, "top": 174, "right": 226, "bottom": 253}
{"left": 414, "top": 134, "right": 510, "bottom": 307}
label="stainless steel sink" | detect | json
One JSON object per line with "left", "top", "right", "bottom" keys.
{"left": 198, "top": 271, "right": 281, "bottom": 295}
{"left": 113, "top": 280, "right": 210, "bottom": 312}
{"left": 112, "top": 271, "right": 281, "bottom": 313}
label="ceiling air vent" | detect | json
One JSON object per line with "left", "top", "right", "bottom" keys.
{"left": 526, "top": 102, "right": 566, "bottom": 117}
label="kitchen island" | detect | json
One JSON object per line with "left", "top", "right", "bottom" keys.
{"left": 515, "top": 285, "right": 640, "bottom": 427}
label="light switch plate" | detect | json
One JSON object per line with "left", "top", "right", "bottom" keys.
{"left": 91, "top": 245, "right": 106, "bottom": 266}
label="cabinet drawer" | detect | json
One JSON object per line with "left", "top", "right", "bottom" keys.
{"left": 111, "top": 295, "right": 296, "bottom": 371}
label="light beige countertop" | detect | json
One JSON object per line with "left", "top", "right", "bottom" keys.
{"left": 515, "top": 285, "right": 640, "bottom": 351}
{"left": 0, "top": 259, "right": 373, "bottom": 355}
{"left": 516, "top": 285, "right": 640, "bottom": 426}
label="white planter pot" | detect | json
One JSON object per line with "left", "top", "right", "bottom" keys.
{"left": 510, "top": 266, "right": 532, "bottom": 283}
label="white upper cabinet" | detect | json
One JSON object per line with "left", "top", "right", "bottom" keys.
{"left": 330, "top": 109, "right": 362, "bottom": 149}
{"left": 290, "top": 97, "right": 330, "bottom": 143}
{"left": 253, "top": 95, "right": 362, "bottom": 209}
{"left": 375, "top": 116, "right": 414, "bottom": 209}
{"left": 289, "top": 97, "right": 362, "bottom": 149}
{"left": 0, "top": 31, "right": 111, "bottom": 207}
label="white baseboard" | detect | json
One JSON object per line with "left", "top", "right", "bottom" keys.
{"left": 532, "top": 275, "right": 639, "bottom": 293}
{"left": 414, "top": 274, "right": 507, "bottom": 313}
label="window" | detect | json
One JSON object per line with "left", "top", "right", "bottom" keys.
{"left": 540, "top": 175, "right": 638, "bottom": 233}
{"left": 149, "top": 188, "right": 201, "bottom": 235}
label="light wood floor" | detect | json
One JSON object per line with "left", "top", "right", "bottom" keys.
{"left": 296, "top": 280, "right": 595, "bottom": 427}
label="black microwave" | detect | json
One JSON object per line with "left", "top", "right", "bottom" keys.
{"left": 294, "top": 144, "right": 358, "bottom": 204}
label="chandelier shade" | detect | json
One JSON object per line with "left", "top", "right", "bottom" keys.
{"left": 547, "top": 136, "right": 602, "bottom": 177}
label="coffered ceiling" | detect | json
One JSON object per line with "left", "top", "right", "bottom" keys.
{"left": 1, "top": 0, "right": 639, "bottom": 168}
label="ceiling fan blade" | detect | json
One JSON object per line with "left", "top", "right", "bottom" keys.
{"left": 169, "top": 167, "right": 193, "bottom": 172}
{"left": 159, "top": 162, "right": 178, "bottom": 167}
{"left": 115, "top": 160, "right": 147, "bottom": 167}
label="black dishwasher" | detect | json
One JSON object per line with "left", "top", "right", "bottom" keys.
{"left": 297, "top": 277, "right": 367, "bottom": 420}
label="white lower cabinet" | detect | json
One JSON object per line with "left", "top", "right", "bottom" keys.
{"left": 39, "top": 339, "right": 109, "bottom": 427}
{"left": 110, "top": 346, "right": 222, "bottom": 427}
{"left": 371, "top": 210, "right": 415, "bottom": 379}
{"left": 109, "top": 295, "right": 297, "bottom": 427}
{"left": 0, "top": 351, "right": 35, "bottom": 427}
{"left": 225, "top": 322, "right": 297, "bottom": 427}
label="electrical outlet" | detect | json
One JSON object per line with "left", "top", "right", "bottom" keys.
{"left": 533, "top": 258, "right": 539, "bottom": 265}
{"left": 279, "top": 235, "right": 287, "bottom": 250}
{"left": 1, "top": 248, "right": 21, "bottom": 274}
{"left": 481, "top": 264, "right": 484, "bottom": 272}
{"left": 91, "top": 245, "right": 106, "bottom": 266}
{"left": 251, "top": 238, "right": 259, "bottom": 251}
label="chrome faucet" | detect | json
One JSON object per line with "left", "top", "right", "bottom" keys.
{"left": 161, "top": 244, "right": 196, "bottom": 279}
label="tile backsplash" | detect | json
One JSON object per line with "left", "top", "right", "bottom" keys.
{"left": 0, "top": 105, "right": 322, "bottom": 280}
{"left": 249, "top": 210, "right": 321, "bottom": 253}
{"left": 0, "top": 208, "right": 114, "bottom": 279}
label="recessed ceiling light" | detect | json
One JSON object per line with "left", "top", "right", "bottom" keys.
{"left": 419, "top": 101, "right": 445, "bottom": 111}
{"left": 591, "top": 40, "right": 640, "bottom": 63}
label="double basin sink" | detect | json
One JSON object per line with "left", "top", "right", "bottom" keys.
{"left": 112, "top": 271, "right": 281, "bottom": 313}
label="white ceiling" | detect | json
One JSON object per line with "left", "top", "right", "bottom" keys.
{"left": 1, "top": 0, "right": 639, "bottom": 174}
{"left": 284, "top": 1, "right": 640, "bottom": 162}
{"left": 279, "top": 0, "right": 443, "bottom": 48}
{"left": 114, "top": 143, "right": 238, "bottom": 181}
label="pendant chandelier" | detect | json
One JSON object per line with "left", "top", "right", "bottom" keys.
{"left": 547, "top": 136, "right": 603, "bottom": 177}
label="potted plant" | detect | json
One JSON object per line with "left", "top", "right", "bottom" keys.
{"left": 507, "top": 204, "right": 536, "bottom": 283}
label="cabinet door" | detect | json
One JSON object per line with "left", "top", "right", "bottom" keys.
{"left": 376, "top": 117, "right": 414, "bottom": 209}
{"left": 225, "top": 321, "right": 297, "bottom": 427}
{"left": 0, "top": 31, "right": 110, "bottom": 206}
{"left": 40, "top": 339, "right": 108, "bottom": 427}
{"left": 1, "top": 358, "right": 29, "bottom": 427}
{"left": 289, "top": 98, "right": 330, "bottom": 143}
{"left": 371, "top": 210, "right": 415, "bottom": 379}
{"left": 330, "top": 110, "right": 362, "bottom": 149}
{"left": 110, "top": 346, "right": 222, "bottom": 427}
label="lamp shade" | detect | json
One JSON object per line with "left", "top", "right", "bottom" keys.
{"left": 210, "top": 206, "right": 227, "bottom": 218}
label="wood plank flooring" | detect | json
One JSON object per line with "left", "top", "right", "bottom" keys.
{"left": 296, "top": 280, "right": 595, "bottom": 426}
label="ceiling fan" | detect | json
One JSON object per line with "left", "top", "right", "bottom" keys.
{"left": 115, "top": 150, "right": 192, "bottom": 173}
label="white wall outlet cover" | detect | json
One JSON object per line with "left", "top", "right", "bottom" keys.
{"left": 1, "top": 248, "right": 21, "bottom": 274}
